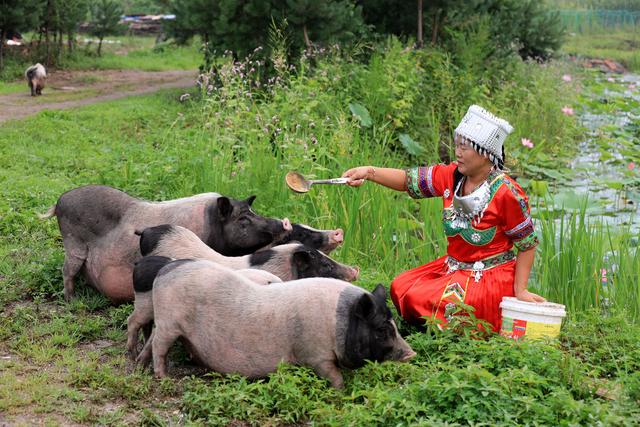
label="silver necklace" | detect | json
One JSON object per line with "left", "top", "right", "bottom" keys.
{"left": 450, "top": 177, "right": 491, "bottom": 229}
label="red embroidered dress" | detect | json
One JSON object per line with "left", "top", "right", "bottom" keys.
{"left": 390, "top": 163, "right": 539, "bottom": 331}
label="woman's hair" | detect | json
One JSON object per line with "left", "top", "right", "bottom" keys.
{"left": 453, "top": 145, "right": 506, "bottom": 188}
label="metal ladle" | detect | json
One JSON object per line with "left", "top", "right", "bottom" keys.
{"left": 285, "top": 171, "right": 349, "bottom": 193}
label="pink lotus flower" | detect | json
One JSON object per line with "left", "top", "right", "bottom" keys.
{"left": 521, "top": 138, "right": 534, "bottom": 149}
{"left": 562, "top": 74, "right": 572, "bottom": 82}
{"left": 607, "top": 77, "right": 615, "bottom": 82}
{"left": 561, "top": 106, "right": 575, "bottom": 116}
{"left": 629, "top": 162, "right": 636, "bottom": 170}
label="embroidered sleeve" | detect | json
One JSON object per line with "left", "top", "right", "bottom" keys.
{"left": 501, "top": 179, "right": 539, "bottom": 251}
{"left": 405, "top": 164, "right": 449, "bottom": 199}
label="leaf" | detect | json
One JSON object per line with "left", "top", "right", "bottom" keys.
{"left": 550, "top": 191, "right": 599, "bottom": 211}
{"left": 530, "top": 180, "right": 549, "bottom": 197}
{"left": 399, "top": 133, "right": 426, "bottom": 156}
{"left": 349, "top": 103, "right": 372, "bottom": 128}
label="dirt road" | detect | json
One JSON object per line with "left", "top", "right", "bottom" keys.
{"left": 0, "top": 69, "right": 197, "bottom": 123}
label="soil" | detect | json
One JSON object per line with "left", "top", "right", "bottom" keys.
{"left": 0, "top": 69, "right": 197, "bottom": 123}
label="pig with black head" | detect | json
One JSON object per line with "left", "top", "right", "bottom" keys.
{"left": 135, "top": 258, "right": 415, "bottom": 388}
{"left": 39, "top": 185, "right": 291, "bottom": 303}
{"left": 126, "top": 225, "right": 359, "bottom": 358}
{"left": 261, "top": 223, "right": 344, "bottom": 254}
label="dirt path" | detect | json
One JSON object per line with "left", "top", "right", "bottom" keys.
{"left": 0, "top": 69, "right": 197, "bottom": 123}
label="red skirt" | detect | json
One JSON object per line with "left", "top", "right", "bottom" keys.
{"left": 390, "top": 255, "right": 516, "bottom": 332}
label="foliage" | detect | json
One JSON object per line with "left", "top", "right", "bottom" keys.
{"left": 181, "top": 315, "right": 640, "bottom": 425}
{"left": 360, "top": 0, "right": 564, "bottom": 61}
{"left": 0, "top": 0, "right": 46, "bottom": 70}
{"left": 166, "top": 0, "right": 367, "bottom": 60}
{"left": 58, "top": 0, "right": 90, "bottom": 43}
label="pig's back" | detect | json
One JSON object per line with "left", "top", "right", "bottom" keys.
{"left": 56, "top": 185, "right": 137, "bottom": 238}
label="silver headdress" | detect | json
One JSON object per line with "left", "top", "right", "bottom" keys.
{"left": 454, "top": 105, "right": 513, "bottom": 169}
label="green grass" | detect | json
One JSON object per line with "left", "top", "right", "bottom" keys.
{"left": 0, "top": 80, "right": 26, "bottom": 95}
{"left": 562, "top": 29, "right": 640, "bottom": 72}
{"left": 0, "top": 41, "right": 639, "bottom": 424}
{"left": 0, "top": 35, "right": 201, "bottom": 82}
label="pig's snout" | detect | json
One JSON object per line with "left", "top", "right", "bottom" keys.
{"left": 282, "top": 218, "right": 292, "bottom": 232}
{"left": 330, "top": 228, "right": 344, "bottom": 245}
{"left": 400, "top": 350, "right": 417, "bottom": 362}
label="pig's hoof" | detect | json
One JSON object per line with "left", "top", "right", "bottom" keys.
{"left": 127, "top": 348, "right": 139, "bottom": 361}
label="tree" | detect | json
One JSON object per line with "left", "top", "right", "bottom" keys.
{"left": 279, "top": 0, "right": 366, "bottom": 51}
{"left": 59, "top": 0, "right": 89, "bottom": 53}
{"left": 0, "top": 0, "right": 45, "bottom": 71}
{"left": 89, "top": 0, "right": 124, "bottom": 56}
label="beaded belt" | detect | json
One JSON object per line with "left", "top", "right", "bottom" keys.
{"left": 445, "top": 250, "right": 516, "bottom": 282}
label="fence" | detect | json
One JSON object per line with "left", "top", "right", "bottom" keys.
{"left": 558, "top": 9, "right": 640, "bottom": 32}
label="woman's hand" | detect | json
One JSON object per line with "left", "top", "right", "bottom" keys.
{"left": 342, "top": 166, "right": 375, "bottom": 187}
{"left": 515, "top": 289, "right": 546, "bottom": 303}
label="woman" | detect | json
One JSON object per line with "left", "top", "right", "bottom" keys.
{"left": 342, "top": 105, "right": 545, "bottom": 332}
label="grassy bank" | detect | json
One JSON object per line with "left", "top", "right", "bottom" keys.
{"left": 1, "top": 41, "right": 639, "bottom": 424}
{"left": 562, "top": 28, "right": 640, "bottom": 72}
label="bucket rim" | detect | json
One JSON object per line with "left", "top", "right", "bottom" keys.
{"left": 500, "top": 296, "right": 566, "bottom": 317}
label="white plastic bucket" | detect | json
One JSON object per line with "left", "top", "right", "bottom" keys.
{"left": 499, "top": 297, "right": 566, "bottom": 341}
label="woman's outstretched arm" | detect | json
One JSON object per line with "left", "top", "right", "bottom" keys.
{"left": 342, "top": 166, "right": 408, "bottom": 191}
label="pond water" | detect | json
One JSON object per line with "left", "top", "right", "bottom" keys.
{"left": 567, "top": 71, "right": 640, "bottom": 235}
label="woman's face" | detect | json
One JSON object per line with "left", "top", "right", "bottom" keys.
{"left": 454, "top": 136, "right": 492, "bottom": 177}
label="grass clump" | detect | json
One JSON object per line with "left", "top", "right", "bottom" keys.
{"left": 180, "top": 316, "right": 640, "bottom": 425}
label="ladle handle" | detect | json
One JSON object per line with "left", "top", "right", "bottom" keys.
{"left": 310, "top": 178, "right": 349, "bottom": 185}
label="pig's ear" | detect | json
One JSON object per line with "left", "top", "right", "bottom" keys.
{"left": 354, "top": 293, "right": 375, "bottom": 320}
{"left": 245, "top": 195, "right": 257, "bottom": 206}
{"left": 292, "top": 249, "right": 312, "bottom": 276}
{"left": 217, "top": 197, "right": 233, "bottom": 220}
{"left": 371, "top": 284, "right": 387, "bottom": 302}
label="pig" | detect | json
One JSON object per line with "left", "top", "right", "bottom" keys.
{"left": 39, "top": 185, "right": 292, "bottom": 303}
{"left": 25, "top": 63, "right": 46, "bottom": 96}
{"left": 126, "top": 255, "right": 282, "bottom": 358}
{"left": 260, "top": 223, "right": 344, "bottom": 254}
{"left": 136, "top": 224, "right": 358, "bottom": 282}
{"left": 135, "top": 258, "right": 416, "bottom": 388}
{"left": 125, "top": 226, "right": 359, "bottom": 358}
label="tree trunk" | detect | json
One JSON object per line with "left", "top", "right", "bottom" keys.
{"left": 0, "top": 30, "right": 5, "bottom": 71}
{"left": 98, "top": 36, "right": 103, "bottom": 56}
{"left": 45, "top": 27, "right": 51, "bottom": 66}
{"left": 68, "top": 32, "right": 73, "bottom": 53}
{"left": 45, "top": 0, "right": 53, "bottom": 67}
{"left": 431, "top": 9, "right": 439, "bottom": 45}
{"left": 303, "top": 25, "right": 312, "bottom": 49}
{"left": 58, "top": 29, "right": 64, "bottom": 64}
{"left": 417, "top": 0, "right": 423, "bottom": 48}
